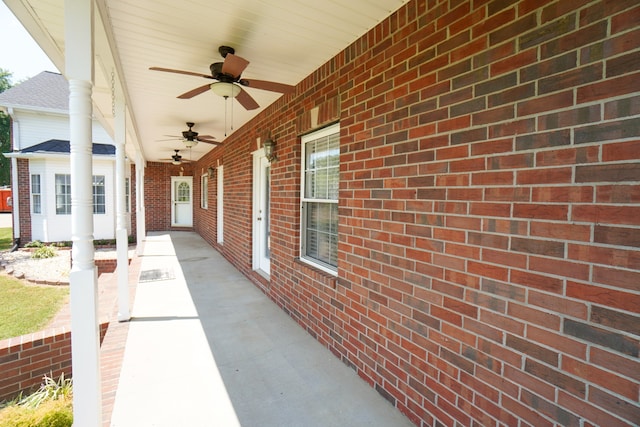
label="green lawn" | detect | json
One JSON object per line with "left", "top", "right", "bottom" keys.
{"left": 0, "top": 228, "right": 12, "bottom": 251}
{"left": 0, "top": 276, "right": 69, "bottom": 340}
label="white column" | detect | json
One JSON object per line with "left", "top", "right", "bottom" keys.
{"left": 65, "top": 0, "right": 101, "bottom": 425}
{"left": 114, "top": 95, "right": 130, "bottom": 321}
{"left": 135, "top": 149, "right": 146, "bottom": 254}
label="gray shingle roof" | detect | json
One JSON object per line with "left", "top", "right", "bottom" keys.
{"left": 0, "top": 71, "right": 68, "bottom": 111}
{"left": 21, "top": 139, "right": 115, "bottom": 155}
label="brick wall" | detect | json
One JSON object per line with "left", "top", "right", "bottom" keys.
{"left": 193, "top": 1, "right": 639, "bottom": 426}
{"left": 144, "top": 161, "right": 194, "bottom": 231}
{"left": 0, "top": 323, "right": 109, "bottom": 402}
{"left": 16, "top": 158, "right": 31, "bottom": 244}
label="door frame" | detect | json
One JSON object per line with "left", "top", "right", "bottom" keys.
{"left": 252, "top": 148, "right": 270, "bottom": 276}
{"left": 171, "top": 176, "right": 193, "bottom": 227}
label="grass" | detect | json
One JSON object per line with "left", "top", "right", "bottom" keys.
{"left": 0, "top": 276, "right": 68, "bottom": 340}
{"left": 0, "top": 228, "right": 12, "bottom": 251}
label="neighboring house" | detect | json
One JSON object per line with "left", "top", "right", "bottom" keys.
{"left": 0, "top": 71, "right": 131, "bottom": 243}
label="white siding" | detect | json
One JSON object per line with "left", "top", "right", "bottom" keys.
{"left": 12, "top": 109, "right": 113, "bottom": 151}
{"left": 28, "top": 157, "right": 117, "bottom": 242}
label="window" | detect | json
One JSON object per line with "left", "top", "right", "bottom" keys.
{"left": 93, "top": 175, "right": 106, "bottom": 214}
{"left": 300, "top": 123, "right": 340, "bottom": 273}
{"left": 125, "top": 177, "right": 130, "bottom": 213}
{"left": 55, "top": 174, "right": 107, "bottom": 215}
{"left": 201, "top": 174, "right": 208, "bottom": 209}
{"left": 55, "top": 174, "right": 71, "bottom": 215}
{"left": 31, "top": 174, "right": 41, "bottom": 214}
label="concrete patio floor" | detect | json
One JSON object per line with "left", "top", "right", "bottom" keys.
{"left": 105, "top": 231, "right": 413, "bottom": 427}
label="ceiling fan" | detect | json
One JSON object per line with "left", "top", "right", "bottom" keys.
{"left": 150, "top": 46, "right": 295, "bottom": 110}
{"left": 163, "top": 149, "right": 191, "bottom": 165}
{"left": 160, "top": 122, "right": 219, "bottom": 148}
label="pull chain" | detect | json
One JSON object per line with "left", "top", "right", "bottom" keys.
{"left": 224, "top": 96, "right": 228, "bottom": 136}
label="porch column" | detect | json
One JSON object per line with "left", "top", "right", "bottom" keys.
{"left": 136, "top": 149, "right": 146, "bottom": 254}
{"left": 114, "top": 94, "right": 130, "bottom": 321}
{"left": 65, "top": 0, "right": 101, "bottom": 425}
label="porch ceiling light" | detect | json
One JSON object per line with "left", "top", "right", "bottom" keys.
{"left": 210, "top": 82, "right": 241, "bottom": 98}
{"left": 263, "top": 135, "right": 276, "bottom": 162}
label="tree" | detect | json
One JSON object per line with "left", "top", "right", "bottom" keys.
{"left": 0, "top": 68, "right": 13, "bottom": 186}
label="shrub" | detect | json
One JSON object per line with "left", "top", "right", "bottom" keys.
{"left": 24, "top": 240, "right": 44, "bottom": 248}
{"left": 0, "top": 374, "right": 73, "bottom": 427}
{"left": 31, "top": 246, "right": 57, "bottom": 259}
{"left": 0, "top": 399, "right": 72, "bottom": 427}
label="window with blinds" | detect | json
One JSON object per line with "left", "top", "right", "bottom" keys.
{"left": 300, "top": 123, "right": 339, "bottom": 273}
{"left": 31, "top": 174, "right": 41, "bottom": 214}
{"left": 93, "top": 175, "right": 106, "bottom": 214}
{"left": 55, "top": 174, "right": 71, "bottom": 215}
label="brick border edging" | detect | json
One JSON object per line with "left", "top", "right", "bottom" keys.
{"left": 0, "top": 322, "right": 109, "bottom": 403}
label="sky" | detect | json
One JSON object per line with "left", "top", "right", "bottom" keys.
{"left": 0, "top": 1, "right": 59, "bottom": 85}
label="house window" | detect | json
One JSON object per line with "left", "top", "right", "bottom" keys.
{"left": 55, "top": 174, "right": 71, "bottom": 215}
{"left": 31, "top": 174, "right": 41, "bottom": 214}
{"left": 201, "top": 174, "right": 208, "bottom": 209}
{"left": 93, "top": 175, "right": 105, "bottom": 214}
{"left": 300, "top": 123, "right": 340, "bottom": 273}
{"left": 125, "top": 177, "right": 130, "bottom": 213}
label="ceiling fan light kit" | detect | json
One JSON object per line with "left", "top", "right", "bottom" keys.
{"left": 210, "top": 81, "right": 241, "bottom": 98}
{"left": 184, "top": 138, "right": 198, "bottom": 148}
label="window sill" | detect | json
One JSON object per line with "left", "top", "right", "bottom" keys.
{"left": 294, "top": 258, "right": 338, "bottom": 289}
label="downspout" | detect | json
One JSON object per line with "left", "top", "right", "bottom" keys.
{"left": 7, "top": 108, "right": 20, "bottom": 246}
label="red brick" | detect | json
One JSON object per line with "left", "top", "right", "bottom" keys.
{"left": 529, "top": 256, "right": 590, "bottom": 281}
{"left": 592, "top": 266, "right": 640, "bottom": 292}
{"left": 530, "top": 221, "right": 591, "bottom": 241}
{"left": 572, "top": 205, "right": 640, "bottom": 226}
{"left": 590, "top": 347, "right": 640, "bottom": 382}
{"left": 577, "top": 72, "right": 640, "bottom": 104}
{"left": 517, "top": 91, "right": 574, "bottom": 117}
{"left": 567, "top": 281, "right": 640, "bottom": 314}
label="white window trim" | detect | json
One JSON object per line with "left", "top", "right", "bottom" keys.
{"left": 217, "top": 165, "right": 224, "bottom": 244}
{"left": 31, "top": 174, "right": 42, "bottom": 215}
{"left": 93, "top": 175, "right": 106, "bottom": 215}
{"left": 299, "top": 123, "right": 340, "bottom": 275}
{"left": 201, "top": 174, "right": 208, "bottom": 209}
{"left": 55, "top": 174, "right": 72, "bottom": 215}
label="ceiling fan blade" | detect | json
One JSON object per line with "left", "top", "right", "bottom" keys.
{"left": 149, "top": 67, "right": 213, "bottom": 79}
{"left": 177, "top": 84, "right": 212, "bottom": 99}
{"left": 242, "top": 79, "right": 296, "bottom": 94}
{"left": 198, "top": 138, "right": 221, "bottom": 146}
{"left": 198, "top": 134, "right": 220, "bottom": 144}
{"left": 235, "top": 87, "right": 260, "bottom": 110}
{"left": 222, "top": 54, "right": 249, "bottom": 78}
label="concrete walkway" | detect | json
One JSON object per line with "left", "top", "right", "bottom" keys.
{"left": 109, "top": 232, "right": 413, "bottom": 427}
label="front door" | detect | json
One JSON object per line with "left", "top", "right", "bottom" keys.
{"left": 253, "top": 150, "right": 270, "bottom": 275}
{"left": 171, "top": 176, "right": 193, "bottom": 227}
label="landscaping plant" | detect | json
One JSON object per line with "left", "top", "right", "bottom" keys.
{"left": 0, "top": 374, "right": 73, "bottom": 427}
{"left": 31, "top": 246, "right": 56, "bottom": 259}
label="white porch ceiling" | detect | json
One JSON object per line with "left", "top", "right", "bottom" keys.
{"left": 4, "top": 0, "right": 409, "bottom": 163}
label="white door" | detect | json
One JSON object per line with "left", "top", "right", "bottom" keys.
{"left": 171, "top": 176, "right": 193, "bottom": 227}
{"left": 253, "top": 151, "right": 270, "bottom": 275}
